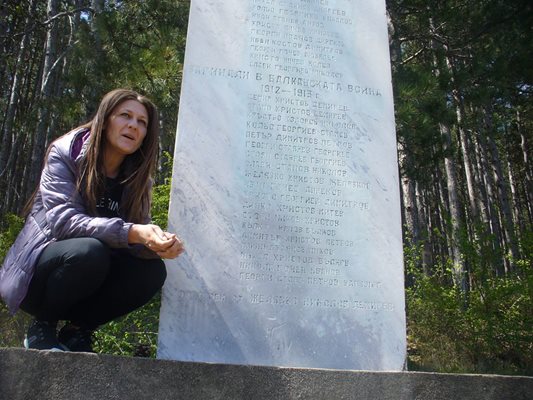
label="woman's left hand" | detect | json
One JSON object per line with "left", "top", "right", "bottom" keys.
{"left": 156, "top": 233, "right": 185, "bottom": 259}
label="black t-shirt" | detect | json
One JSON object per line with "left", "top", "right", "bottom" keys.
{"left": 95, "top": 177, "right": 123, "bottom": 218}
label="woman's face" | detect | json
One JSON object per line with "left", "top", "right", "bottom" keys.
{"left": 104, "top": 99, "right": 149, "bottom": 158}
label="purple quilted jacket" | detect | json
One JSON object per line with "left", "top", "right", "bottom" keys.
{"left": 0, "top": 128, "right": 154, "bottom": 314}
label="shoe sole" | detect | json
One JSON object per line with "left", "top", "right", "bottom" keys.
{"left": 24, "top": 337, "right": 64, "bottom": 352}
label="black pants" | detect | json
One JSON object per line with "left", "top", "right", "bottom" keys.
{"left": 20, "top": 238, "right": 167, "bottom": 329}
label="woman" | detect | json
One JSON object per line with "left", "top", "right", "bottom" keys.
{"left": 0, "top": 89, "right": 183, "bottom": 352}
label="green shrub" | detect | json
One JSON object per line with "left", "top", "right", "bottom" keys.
{"left": 151, "top": 179, "right": 171, "bottom": 230}
{"left": 93, "top": 293, "right": 162, "bottom": 357}
{"left": 0, "top": 214, "right": 30, "bottom": 348}
{"left": 0, "top": 214, "right": 24, "bottom": 263}
{"left": 406, "top": 237, "right": 533, "bottom": 375}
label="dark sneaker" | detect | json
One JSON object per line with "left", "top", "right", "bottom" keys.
{"left": 58, "top": 324, "right": 95, "bottom": 353}
{"left": 24, "top": 320, "right": 64, "bottom": 351}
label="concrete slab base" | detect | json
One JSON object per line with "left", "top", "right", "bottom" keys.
{"left": 0, "top": 348, "right": 531, "bottom": 400}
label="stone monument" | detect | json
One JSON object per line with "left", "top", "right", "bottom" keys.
{"left": 158, "top": 0, "right": 406, "bottom": 371}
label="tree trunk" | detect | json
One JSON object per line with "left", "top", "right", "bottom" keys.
{"left": 471, "top": 125, "right": 492, "bottom": 229}
{"left": 91, "top": 0, "right": 105, "bottom": 39}
{"left": 0, "top": 0, "right": 36, "bottom": 218}
{"left": 403, "top": 174, "right": 421, "bottom": 244}
{"left": 415, "top": 183, "right": 433, "bottom": 269}
{"left": 28, "top": 0, "right": 60, "bottom": 193}
{"left": 477, "top": 122, "right": 505, "bottom": 276}
{"left": 485, "top": 121, "right": 519, "bottom": 267}
{"left": 446, "top": 55, "right": 479, "bottom": 224}
{"left": 517, "top": 110, "right": 533, "bottom": 225}
{"left": 4, "top": 133, "right": 25, "bottom": 214}
{"left": 440, "top": 122, "right": 467, "bottom": 289}
{"left": 506, "top": 156, "right": 522, "bottom": 251}
{"left": 428, "top": 162, "right": 446, "bottom": 271}
{"left": 0, "top": 0, "right": 36, "bottom": 174}
{"left": 428, "top": 12, "right": 467, "bottom": 291}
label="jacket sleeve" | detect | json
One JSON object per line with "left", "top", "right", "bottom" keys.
{"left": 126, "top": 180, "right": 162, "bottom": 259}
{"left": 40, "top": 144, "right": 132, "bottom": 248}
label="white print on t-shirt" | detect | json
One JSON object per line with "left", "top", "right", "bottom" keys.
{"left": 96, "top": 198, "right": 119, "bottom": 213}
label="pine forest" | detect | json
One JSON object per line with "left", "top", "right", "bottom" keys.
{"left": 0, "top": 0, "right": 531, "bottom": 375}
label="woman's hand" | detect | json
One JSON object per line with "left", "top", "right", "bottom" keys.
{"left": 128, "top": 224, "right": 185, "bottom": 259}
{"left": 154, "top": 234, "right": 185, "bottom": 259}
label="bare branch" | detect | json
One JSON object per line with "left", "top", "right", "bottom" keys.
{"left": 401, "top": 47, "right": 426, "bottom": 65}
{"left": 41, "top": 39, "right": 80, "bottom": 91}
{"left": 0, "top": 7, "right": 94, "bottom": 40}
{"left": 42, "top": 7, "right": 93, "bottom": 26}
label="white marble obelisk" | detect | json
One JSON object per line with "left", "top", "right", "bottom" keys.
{"left": 158, "top": 0, "right": 406, "bottom": 371}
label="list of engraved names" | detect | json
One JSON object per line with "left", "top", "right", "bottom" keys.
{"left": 184, "top": 0, "right": 391, "bottom": 311}
{"left": 214, "top": 0, "right": 392, "bottom": 312}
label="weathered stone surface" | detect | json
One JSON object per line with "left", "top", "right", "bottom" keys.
{"left": 159, "top": 0, "right": 406, "bottom": 371}
{"left": 1, "top": 348, "right": 532, "bottom": 400}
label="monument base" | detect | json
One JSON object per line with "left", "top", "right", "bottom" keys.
{"left": 0, "top": 348, "right": 531, "bottom": 400}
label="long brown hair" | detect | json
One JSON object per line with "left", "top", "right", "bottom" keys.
{"left": 24, "top": 89, "right": 160, "bottom": 223}
{"left": 78, "top": 88, "right": 160, "bottom": 223}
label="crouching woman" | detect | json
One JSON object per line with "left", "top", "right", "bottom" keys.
{"left": 0, "top": 88, "right": 184, "bottom": 352}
